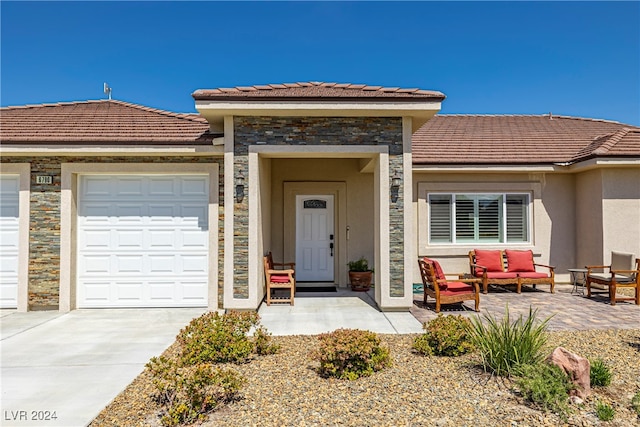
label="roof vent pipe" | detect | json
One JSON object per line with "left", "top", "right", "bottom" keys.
{"left": 548, "top": 112, "right": 553, "bottom": 120}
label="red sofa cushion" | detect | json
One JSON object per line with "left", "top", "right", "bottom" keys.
{"left": 486, "top": 272, "right": 519, "bottom": 279}
{"left": 440, "top": 281, "right": 474, "bottom": 295}
{"left": 269, "top": 274, "right": 291, "bottom": 283}
{"left": 505, "top": 250, "right": 535, "bottom": 272}
{"left": 474, "top": 250, "right": 504, "bottom": 276}
{"left": 518, "top": 272, "right": 549, "bottom": 279}
{"left": 422, "top": 258, "right": 447, "bottom": 290}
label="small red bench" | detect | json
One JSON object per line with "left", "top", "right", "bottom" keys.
{"left": 468, "top": 249, "right": 555, "bottom": 294}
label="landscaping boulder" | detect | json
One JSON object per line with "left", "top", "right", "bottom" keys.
{"left": 547, "top": 347, "right": 591, "bottom": 399}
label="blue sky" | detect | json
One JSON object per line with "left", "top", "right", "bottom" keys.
{"left": 2, "top": 1, "right": 639, "bottom": 125}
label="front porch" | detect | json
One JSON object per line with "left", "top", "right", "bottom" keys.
{"left": 257, "top": 283, "right": 640, "bottom": 335}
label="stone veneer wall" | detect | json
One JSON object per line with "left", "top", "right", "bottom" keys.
{"left": 2, "top": 156, "right": 223, "bottom": 309}
{"left": 233, "top": 116, "right": 406, "bottom": 299}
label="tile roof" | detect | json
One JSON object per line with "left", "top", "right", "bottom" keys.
{"left": 0, "top": 100, "right": 213, "bottom": 144}
{"left": 412, "top": 114, "right": 640, "bottom": 165}
{"left": 193, "top": 81, "right": 446, "bottom": 101}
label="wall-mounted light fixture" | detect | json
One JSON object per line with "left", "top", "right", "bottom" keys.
{"left": 390, "top": 171, "right": 401, "bottom": 203}
{"left": 235, "top": 172, "right": 245, "bottom": 203}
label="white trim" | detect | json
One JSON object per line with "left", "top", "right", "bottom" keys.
{"left": 402, "top": 117, "right": 415, "bottom": 308}
{"left": 60, "top": 163, "right": 219, "bottom": 312}
{"left": 0, "top": 164, "right": 30, "bottom": 312}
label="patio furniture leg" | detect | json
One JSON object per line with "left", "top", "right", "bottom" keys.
{"left": 610, "top": 283, "right": 616, "bottom": 306}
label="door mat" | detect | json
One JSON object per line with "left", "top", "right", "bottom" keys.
{"left": 296, "top": 286, "right": 337, "bottom": 293}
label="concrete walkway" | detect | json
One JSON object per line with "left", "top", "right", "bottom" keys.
{"left": 0, "top": 308, "right": 205, "bottom": 427}
{"left": 258, "top": 288, "right": 424, "bottom": 335}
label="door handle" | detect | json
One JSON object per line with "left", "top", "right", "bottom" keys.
{"left": 329, "top": 242, "right": 334, "bottom": 257}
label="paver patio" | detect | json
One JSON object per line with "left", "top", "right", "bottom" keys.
{"left": 411, "top": 283, "right": 639, "bottom": 331}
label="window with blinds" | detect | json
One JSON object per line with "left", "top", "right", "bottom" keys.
{"left": 428, "top": 193, "right": 530, "bottom": 244}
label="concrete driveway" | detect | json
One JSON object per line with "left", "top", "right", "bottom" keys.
{"left": 1, "top": 308, "right": 205, "bottom": 427}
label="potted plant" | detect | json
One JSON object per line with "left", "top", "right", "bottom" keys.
{"left": 348, "top": 257, "right": 373, "bottom": 291}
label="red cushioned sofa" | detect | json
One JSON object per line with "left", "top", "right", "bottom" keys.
{"left": 468, "top": 249, "right": 555, "bottom": 294}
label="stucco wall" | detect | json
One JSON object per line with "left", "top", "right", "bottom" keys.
{"left": 413, "top": 171, "right": 576, "bottom": 283}
{"left": 575, "top": 169, "right": 604, "bottom": 266}
{"left": 602, "top": 168, "right": 640, "bottom": 261}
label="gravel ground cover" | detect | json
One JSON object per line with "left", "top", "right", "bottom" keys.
{"left": 91, "top": 328, "right": 640, "bottom": 427}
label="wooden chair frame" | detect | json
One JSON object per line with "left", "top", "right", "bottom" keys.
{"left": 263, "top": 252, "right": 295, "bottom": 306}
{"left": 586, "top": 257, "right": 640, "bottom": 306}
{"left": 418, "top": 258, "right": 480, "bottom": 313}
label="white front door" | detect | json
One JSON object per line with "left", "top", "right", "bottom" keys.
{"left": 0, "top": 176, "right": 19, "bottom": 308}
{"left": 295, "top": 195, "right": 334, "bottom": 282}
{"left": 77, "top": 175, "right": 209, "bottom": 308}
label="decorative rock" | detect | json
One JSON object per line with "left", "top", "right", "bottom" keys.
{"left": 546, "top": 346, "right": 591, "bottom": 399}
{"left": 569, "top": 395, "right": 584, "bottom": 405}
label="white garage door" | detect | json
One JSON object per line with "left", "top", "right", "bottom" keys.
{"left": 78, "top": 175, "right": 209, "bottom": 308}
{"left": 0, "top": 176, "right": 20, "bottom": 308}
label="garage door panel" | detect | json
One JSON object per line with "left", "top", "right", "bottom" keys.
{"left": 149, "top": 178, "right": 175, "bottom": 195}
{"left": 0, "top": 176, "right": 19, "bottom": 308}
{"left": 81, "top": 230, "right": 111, "bottom": 248}
{"left": 149, "top": 282, "right": 175, "bottom": 301}
{"left": 181, "top": 205, "right": 208, "bottom": 228}
{"left": 149, "top": 255, "right": 175, "bottom": 273}
{"left": 182, "top": 230, "right": 208, "bottom": 248}
{"left": 78, "top": 175, "right": 209, "bottom": 308}
{"left": 149, "top": 230, "right": 175, "bottom": 248}
{"left": 0, "top": 204, "right": 19, "bottom": 218}
{"left": 182, "top": 255, "right": 207, "bottom": 273}
{"left": 115, "top": 230, "right": 144, "bottom": 248}
{"left": 181, "top": 282, "right": 208, "bottom": 300}
{"left": 79, "top": 204, "right": 111, "bottom": 225}
{"left": 81, "top": 255, "right": 111, "bottom": 274}
{"left": 148, "top": 204, "right": 177, "bottom": 221}
{"left": 115, "top": 178, "right": 143, "bottom": 196}
{"left": 115, "top": 204, "right": 144, "bottom": 220}
{"left": 82, "top": 281, "right": 111, "bottom": 302}
{"left": 1, "top": 254, "right": 18, "bottom": 275}
{"left": 116, "top": 255, "right": 144, "bottom": 274}
{"left": 116, "top": 282, "right": 144, "bottom": 301}
{"left": 81, "top": 177, "right": 111, "bottom": 197}
{"left": 0, "top": 229, "right": 19, "bottom": 249}
{"left": 181, "top": 178, "right": 208, "bottom": 196}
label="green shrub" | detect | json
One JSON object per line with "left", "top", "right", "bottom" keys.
{"left": 412, "top": 333, "right": 434, "bottom": 356}
{"left": 146, "top": 356, "right": 245, "bottom": 426}
{"left": 467, "top": 305, "right": 552, "bottom": 376}
{"left": 413, "top": 314, "right": 474, "bottom": 357}
{"left": 315, "top": 328, "right": 391, "bottom": 380}
{"left": 253, "top": 325, "right": 280, "bottom": 355}
{"left": 516, "top": 362, "right": 574, "bottom": 417}
{"left": 177, "top": 311, "right": 277, "bottom": 364}
{"left": 595, "top": 400, "right": 615, "bottom": 421}
{"left": 631, "top": 391, "right": 640, "bottom": 415}
{"left": 589, "top": 358, "right": 612, "bottom": 387}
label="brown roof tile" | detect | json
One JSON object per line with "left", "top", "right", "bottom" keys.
{"left": 412, "top": 114, "right": 640, "bottom": 165}
{"left": 0, "top": 100, "right": 213, "bottom": 144}
{"left": 192, "top": 81, "right": 446, "bottom": 101}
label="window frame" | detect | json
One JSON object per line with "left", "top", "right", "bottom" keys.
{"left": 427, "top": 192, "right": 532, "bottom": 245}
